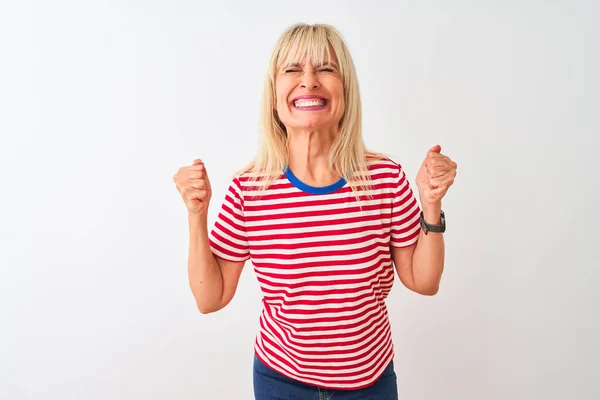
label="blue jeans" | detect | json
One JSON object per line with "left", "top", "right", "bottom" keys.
{"left": 253, "top": 355, "right": 399, "bottom": 400}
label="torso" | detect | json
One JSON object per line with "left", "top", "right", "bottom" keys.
{"left": 209, "top": 157, "right": 421, "bottom": 390}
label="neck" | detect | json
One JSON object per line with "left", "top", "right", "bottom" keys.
{"left": 286, "top": 127, "right": 340, "bottom": 187}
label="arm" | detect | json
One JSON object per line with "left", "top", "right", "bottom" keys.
{"left": 392, "top": 144, "right": 456, "bottom": 295}
{"left": 391, "top": 203, "right": 445, "bottom": 296}
{"left": 188, "top": 213, "right": 245, "bottom": 314}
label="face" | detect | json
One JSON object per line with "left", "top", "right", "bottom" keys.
{"left": 274, "top": 49, "right": 345, "bottom": 133}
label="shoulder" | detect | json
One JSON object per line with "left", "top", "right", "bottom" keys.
{"left": 363, "top": 154, "right": 414, "bottom": 191}
{"left": 227, "top": 167, "right": 282, "bottom": 198}
{"left": 226, "top": 170, "right": 252, "bottom": 193}
{"left": 232, "top": 168, "right": 275, "bottom": 184}
{"left": 365, "top": 154, "right": 404, "bottom": 175}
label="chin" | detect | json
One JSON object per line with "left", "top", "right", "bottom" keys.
{"left": 296, "top": 117, "right": 336, "bottom": 130}
{"left": 299, "top": 123, "right": 328, "bottom": 131}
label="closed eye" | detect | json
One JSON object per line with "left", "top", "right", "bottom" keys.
{"left": 285, "top": 69, "right": 302, "bottom": 73}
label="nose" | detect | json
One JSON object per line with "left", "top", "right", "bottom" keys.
{"left": 300, "top": 71, "right": 320, "bottom": 90}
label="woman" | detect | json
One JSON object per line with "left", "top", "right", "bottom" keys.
{"left": 173, "top": 23, "right": 457, "bottom": 400}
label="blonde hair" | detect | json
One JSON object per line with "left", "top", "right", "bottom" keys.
{"left": 241, "top": 23, "right": 384, "bottom": 194}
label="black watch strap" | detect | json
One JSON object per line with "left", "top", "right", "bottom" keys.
{"left": 420, "top": 210, "right": 446, "bottom": 234}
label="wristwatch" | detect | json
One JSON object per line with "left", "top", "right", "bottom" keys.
{"left": 420, "top": 210, "right": 446, "bottom": 235}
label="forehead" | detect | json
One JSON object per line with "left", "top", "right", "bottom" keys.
{"left": 277, "top": 42, "right": 339, "bottom": 69}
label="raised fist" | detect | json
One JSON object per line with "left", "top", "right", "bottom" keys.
{"left": 415, "top": 145, "right": 457, "bottom": 205}
{"left": 173, "top": 159, "right": 212, "bottom": 215}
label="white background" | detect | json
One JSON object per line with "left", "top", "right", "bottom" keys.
{"left": 1, "top": 1, "right": 598, "bottom": 399}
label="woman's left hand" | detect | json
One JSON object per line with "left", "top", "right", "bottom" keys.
{"left": 415, "top": 145, "right": 458, "bottom": 205}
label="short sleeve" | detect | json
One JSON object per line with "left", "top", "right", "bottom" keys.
{"left": 390, "top": 163, "right": 421, "bottom": 247}
{"left": 209, "top": 177, "right": 251, "bottom": 262}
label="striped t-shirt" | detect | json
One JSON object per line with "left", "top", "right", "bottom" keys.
{"left": 208, "top": 157, "right": 421, "bottom": 390}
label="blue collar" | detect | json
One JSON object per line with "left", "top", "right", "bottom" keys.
{"left": 284, "top": 167, "right": 347, "bottom": 195}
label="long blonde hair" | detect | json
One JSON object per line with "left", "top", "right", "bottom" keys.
{"left": 241, "top": 23, "right": 383, "bottom": 194}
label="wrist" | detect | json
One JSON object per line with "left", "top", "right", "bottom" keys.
{"left": 420, "top": 201, "right": 442, "bottom": 224}
{"left": 188, "top": 212, "right": 209, "bottom": 228}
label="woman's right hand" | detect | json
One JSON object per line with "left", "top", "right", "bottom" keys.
{"left": 173, "top": 159, "right": 212, "bottom": 216}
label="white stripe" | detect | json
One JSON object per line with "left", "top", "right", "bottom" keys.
{"left": 254, "top": 263, "right": 390, "bottom": 287}
{"left": 262, "top": 285, "right": 390, "bottom": 304}
{"left": 245, "top": 208, "right": 391, "bottom": 228}
{"left": 262, "top": 295, "right": 385, "bottom": 326}
{"left": 252, "top": 247, "right": 391, "bottom": 267}
{"left": 250, "top": 237, "right": 389, "bottom": 257}
{"left": 244, "top": 197, "right": 392, "bottom": 217}
{"left": 247, "top": 228, "right": 391, "bottom": 246}
{"left": 246, "top": 219, "right": 392, "bottom": 236}
{"left": 250, "top": 225, "right": 392, "bottom": 243}
{"left": 245, "top": 186, "right": 395, "bottom": 208}
{"left": 263, "top": 293, "right": 380, "bottom": 313}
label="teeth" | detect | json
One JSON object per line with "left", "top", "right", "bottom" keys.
{"left": 294, "top": 100, "right": 325, "bottom": 108}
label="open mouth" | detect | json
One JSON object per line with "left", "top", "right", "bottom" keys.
{"left": 292, "top": 97, "right": 328, "bottom": 110}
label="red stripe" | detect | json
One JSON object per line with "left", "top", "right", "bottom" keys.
{"left": 264, "top": 288, "right": 390, "bottom": 307}
{"left": 246, "top": 202, "right": 392, "bottom": 221}
{"left": 251, "top": 241, "right": 387, "bottom": 261}
{"left": 252, "top": 249, "right": 392, "bottom": 269}
{"left": 245, "top": 213, "right": 393, "bottom": 232}
{"left": 243, "top": 191, "right": 393, "bottom": 212}
{"left": 248, "top": 223, "right": 394, "bottom": 241}
{"left": 258, "top": 275, "right": 394, "bottom": 301}
{"left": 249, "top": 231, "right": 391, "bottom": 250}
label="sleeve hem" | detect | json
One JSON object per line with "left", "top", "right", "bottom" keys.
{"left": 212, "top": 252, "right": 250, "bottom": 264}
{"left": 390, "top": 237, "right": 419, "bottom": 248}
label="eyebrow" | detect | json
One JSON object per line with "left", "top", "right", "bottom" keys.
{"left": 283, "top": 61, "right": 339, "bottom": 69}
{"left": 315, "top": 61, "right": 339, "bottom": 69}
